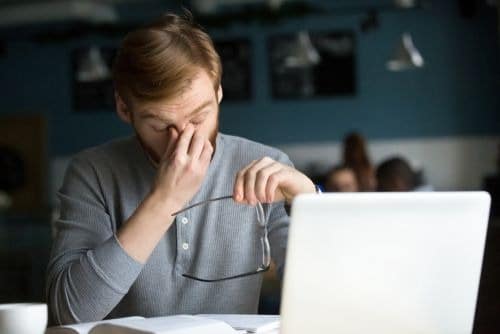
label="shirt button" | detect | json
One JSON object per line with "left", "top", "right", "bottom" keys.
{"left": 182, "top": 243, "right": 189, "bottom": 250}
{"left": 181, "top": 217, "right": 189, "bottom": 224}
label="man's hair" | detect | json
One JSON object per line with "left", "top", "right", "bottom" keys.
{"left": 112, "top": 12, "right": 222, "bottom": 104}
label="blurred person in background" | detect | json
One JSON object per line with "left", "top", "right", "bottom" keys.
{"left": 376, "top": 156, "right": 417, "bottom": 192}
{"left": 342, "top": 132, "right": 376, "bottom": 192}
{"left": 324, "top": 165, "right": 359, "bottom": 192}
{"left": 376, "top": 156, "right": 434, "bottom": 192}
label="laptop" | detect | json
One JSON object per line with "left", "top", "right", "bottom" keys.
{"left": 280, "top": 192, "right": 490, "bottom": 334}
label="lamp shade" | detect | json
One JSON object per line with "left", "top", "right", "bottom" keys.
{"left": 283, "top": 31, "right": 321, "bottom": 68}
{"left": 76, "top": 46, "right": 111, "bottom": 82}
{"left": 386, "top": 33, "right": 424, "bottom": 71}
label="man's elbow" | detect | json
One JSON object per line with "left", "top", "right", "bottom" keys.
{"left": 47, "top": 272, "right": 82, "bottom": 326}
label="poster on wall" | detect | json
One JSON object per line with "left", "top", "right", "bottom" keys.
{"left": 268, "top": 30, "right": 356, "bottom": 99}
{"left": 72, "top": 46, "right": 116, "bottom": 112}
{"left": 72, "top": 40, "right": 253, "bottom": 109}
{"left": 214, "top": 38, "right": 252, "bottom": 101}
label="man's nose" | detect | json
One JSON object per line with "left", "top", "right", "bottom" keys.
{"left": 169, "top": 121, "right": 195, "bottom": 134}
{"left": 168, "top": 122, "right": 189, "bottom": 134}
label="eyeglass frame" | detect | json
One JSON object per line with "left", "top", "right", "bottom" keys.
{"left": 172, "top": 196, "right": 271, "bottom": 283}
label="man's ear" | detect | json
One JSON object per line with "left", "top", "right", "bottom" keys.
{"left": 217, "top": 85, "right": 223, "bottom": 104}
{"left": 115, "top": 91, "right": 132, "bottom": 124}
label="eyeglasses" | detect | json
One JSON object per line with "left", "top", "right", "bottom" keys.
{"left": 172, "top": 196, "right": 271, "bottom": 283}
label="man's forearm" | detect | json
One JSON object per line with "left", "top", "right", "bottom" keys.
{"left": 117, "top": 190, "right": 179, "bottom": 263}
{"left": 48, "top": 191, "right": 178, "bottom": 325}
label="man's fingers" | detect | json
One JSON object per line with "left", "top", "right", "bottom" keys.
{"left": 265, "top": 170, "right": 287, "bottom": 203}
{"left": 233, "top": 160, "right": 257, "bottom": 203}
{"left": 175, "top": 123, "right": 195, "bottom": 156}
{"left": 243, "top": 157, "right": 274, "bottom": 205}
{"left": 188, "top": 131, "right": 206, "bottom": 160}
{"left": 200, "top": 140, "right": 213, "bottom": 164}
{"left": 254, "top": 162, "right": 282, "bottom": 203}
{"left": 163, "top": 127, "right": 179, "bottom": 160}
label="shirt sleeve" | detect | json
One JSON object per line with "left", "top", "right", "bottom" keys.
{"left": 46, "top": 154, "right": 144, "bottom": 325}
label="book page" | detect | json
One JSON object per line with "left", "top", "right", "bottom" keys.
{"left": 90, "top": 315, "right": 238, "bottom": 334}
{"left": 45, "top": 317, "right": 145, "bottom": 334}
{"left": 197, "top": 314, "right": 280, "bottom": 333}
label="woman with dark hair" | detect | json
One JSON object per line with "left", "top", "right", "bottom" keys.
{"left": 342, "top": 132, "right": 376, "bottom": 191}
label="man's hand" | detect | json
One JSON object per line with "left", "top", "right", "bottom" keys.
{"left": 152, "top": 123, "right": 213, "bottom": 212}
{"left": 233, "top": 156, "right": 315, "bottom": 205}
{"left": 118, "top": 124, "right": 212, "bottom": 263}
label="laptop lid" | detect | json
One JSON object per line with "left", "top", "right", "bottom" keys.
{"left": 280, "top": 192, "right": 490, "bottom": 334}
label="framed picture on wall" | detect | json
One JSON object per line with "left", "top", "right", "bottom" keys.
{"left": 268, "top": 30, "right": 356, "bottom": 99}
{"left": 214, "top": 38, "right": 252, "bottom": 101}
{"left": 72, "top": 46, "right": 116, "bottom": 112}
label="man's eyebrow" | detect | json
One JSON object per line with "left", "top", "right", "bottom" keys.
{"left": 141, "top": 99, "right": 213, "bottom": 121}
{"left": 187, "top": 99, "right": 213, "bottom": 117}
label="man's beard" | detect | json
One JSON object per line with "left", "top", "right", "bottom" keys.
{"left": 136, "top": 120, "right": 219, "bottom": 168}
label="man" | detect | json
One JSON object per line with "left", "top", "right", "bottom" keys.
{"left": 46, "top": 13, "right": 317, "bottom": 325}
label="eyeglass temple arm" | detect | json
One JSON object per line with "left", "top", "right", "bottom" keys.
{"left": 171, "top": 195, "right": 234, "bottom": 216}
{"left": 182, "top": 266, "right": 270, "bottom": 283}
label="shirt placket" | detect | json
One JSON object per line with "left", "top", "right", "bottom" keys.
{"left": 175, "top": 210, "right": 192, "bottom": 274}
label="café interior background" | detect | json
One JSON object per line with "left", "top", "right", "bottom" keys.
{"left": 0, "top": 0, "right": 499, "bottom": 332}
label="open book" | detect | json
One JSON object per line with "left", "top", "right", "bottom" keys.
{"left": 45, "top": 314, "right": 280, "bottom": 334}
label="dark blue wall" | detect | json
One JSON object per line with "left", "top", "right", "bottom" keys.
{"left": 0, "top": 1, "right": 498, "bottom": 157}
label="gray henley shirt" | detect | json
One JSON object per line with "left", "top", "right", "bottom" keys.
{"left": 46, "top": 133, "right": 291, "bottom": 325}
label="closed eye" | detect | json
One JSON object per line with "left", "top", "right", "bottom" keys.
{"left": 191, "top": 111, "right": 209, "bottom": 124}
{"left": 152, "top": 124, "right": 168, "bottom": 132}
